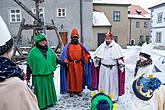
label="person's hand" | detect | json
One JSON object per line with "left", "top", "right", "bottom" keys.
{"left": 88, "top": 57, "right": 93, "bottom": 64}
{"left": 120, "top": 66, "right": 124, "bottom": 73}
{"left": 26, "top": 76, "right": 30, "bottom": 81}
{"left": 52, "top": 72, "right": 54, "bottom": 77}
{"left": 118, "top": 59, "right": 125, "bottom": 66}
{"left": 93, "top": 57, "right": 100, "bottom": 67}
{"left": 118, "top": 59, "right": 125, "bottom": 72}
{"left": 26, "top": 80, "right": 30, "bottom": 87}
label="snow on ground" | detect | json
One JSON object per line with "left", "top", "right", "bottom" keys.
{"left": 18, "top": 46, "right": 165, "bottom": 110}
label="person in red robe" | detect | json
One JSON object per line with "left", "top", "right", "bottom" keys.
{"left": 61, "top": 28, "right": 91, "bottom": 97}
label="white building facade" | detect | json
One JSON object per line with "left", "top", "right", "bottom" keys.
{"left": 149, "top": 1, "right": 165, "bottom": 49}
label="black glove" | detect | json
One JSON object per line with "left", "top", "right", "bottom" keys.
{"left": 64, "top": 62, "right": 68, "bottom": 67}
{"left": 56, "top": 58, "right": 68, "bottom": 67}
{"left": 26, "top": 65, "right": 32, "bottom": 81}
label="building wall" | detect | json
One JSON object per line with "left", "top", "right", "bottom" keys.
{"left": 151, "top": 28, "right": 165, "bottom": 47}
{"left": 128, "top": 18, "right": 150, "bottom": 45}
{"left": 93, "top": 4, "right": 129, "bottom": 48}
{"left": 150, "top": 4, "right": 165, "bottom": 47}
{"left": 92, "top": 26, "right": 110, "bottom": 50}
{"left": 82, "top": 0, "right": 93, "bottom": 50}
{"left": 0, "top": 0, "right": 93, "bottom": 50}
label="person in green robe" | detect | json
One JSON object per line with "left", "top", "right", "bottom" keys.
{"left": 27, "top": 33, "right": 57, "bottom": 109}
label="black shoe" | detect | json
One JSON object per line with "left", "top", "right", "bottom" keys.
{"left": 70, "top": 93, "right": 74, "bottom": 97}
{"left": 77, "top": 92, "right": 82, "bottom": 97}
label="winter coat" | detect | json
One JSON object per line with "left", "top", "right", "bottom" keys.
{"left": 0, "top": 77, "right": 39, "bottom": 110}
{"left": 154, "top": 85, "right": 165, "bottom": 110}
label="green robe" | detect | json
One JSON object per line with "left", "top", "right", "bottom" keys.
{"left": 27, "top": 47, "right": 57, "bottom": 109}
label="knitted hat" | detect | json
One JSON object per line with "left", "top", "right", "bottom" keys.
{"left": 91, "top": 93, "right": 113, "bottom": 110}
{"left": 139, "top": 52, "right": 151, "bottom": 60}
{"left": 105, "top": 31, "right": 112, "bottom": 38}
{"left": 34, "top": 33, "right": 46, "bottom": 43}
{"left": 139, "top": 42, "right": 153, "bottom": 59}
{"left": 70, "top": 28, "right": 79, "bottom": 38}
{"left": 132, "top": 76, "right": 161, "bottom": 101}
{"left": 0, "top": 16, "right": 13, "bottom": 55}
{"left": 91, "top": 90, "right": 117, "bottom": 110}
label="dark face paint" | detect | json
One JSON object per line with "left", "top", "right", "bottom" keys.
{"left": 106, "top": 41, "right": 111, "bottom": 46}
{"left": 106, "top": 41, "right": 110, "bottom": 46}
{"left": 71, "top": 37, "right": 79, "bottom": 44}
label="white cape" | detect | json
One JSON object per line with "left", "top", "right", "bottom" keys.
{"left": 94, "top": 40, "right": 123, "bottom": 59}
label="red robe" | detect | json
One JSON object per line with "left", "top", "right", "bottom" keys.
{"left": 117, "top": 58, "right": 125, "bottom": 96}
{"left": 64, "top": 44, "right": 90, "bottom": 93}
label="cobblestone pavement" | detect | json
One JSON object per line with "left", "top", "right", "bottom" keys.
{"left": 45, "top": 90, "right": 92, "bottom": 110}
{"left": 44, "top": 89, "right": 133, "bottom": 110}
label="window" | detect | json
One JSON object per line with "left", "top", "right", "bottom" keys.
{"left": 136, "top": 9, "right": 141, "bottom": 15}
{"left": 98, "top": 33, "right": 106, "bottom": 47}
{"left": 136, "top": 22, "right": 140, "bottom": 28}
{"left": 157, "top": 12, "right": 163, "bottom": 23}
{"left": 140, "top": 35, "right": 144, "bottom": 42}
{"left": 155, "top": 32, "right": 162, "bottom": 43}
{"left": 113, "top": 11, "right": 120, "bottom": 21}
{"left": 9, "top": 9, "right": 21, "bottom": 23}
{"left": 146, "top": 36, "right": 150, "bottom": 42}
{"left": 139, "top": 35, "right": 145, "bottom": 45}
{"left": 33, "top": 8, "right": 44, "bottom": 20}
{"left": 144, "top": 22, "right": 148, "bottom": 28}
{"left": 128, "top": 10, "right": 130, "bottom": 14}
{"left": 57, "top": 8, "right": 66, "bottom": 17}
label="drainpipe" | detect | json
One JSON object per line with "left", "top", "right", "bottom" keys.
{"left": 129, "top": 18, "right": 132, "bottom": 45}
{"left": 80, "top": 0, "right": 83, "bottom": 44}
{"left": 109, "top": 26, "right": 112, "bottom": 32}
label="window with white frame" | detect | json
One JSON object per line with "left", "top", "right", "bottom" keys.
{"left": 144, "top": 22, "right": 148, "bottom": 28}
{"left": 157, "top": 12, "right": 163, "bottom": 23}
{"left": 9, "top": 9, "right": 21, "bottom": 23}
{"left": 113, "top": 11, "right": 120, "bottom": 21}
{"left": 33, "top": 8, "right": 44, "bottom": 20}
{"left": 155, "top": 32, "right": 162, "bottom": 43}
{"left": 57, "top": 8, "right": 66, "bottom": 17}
